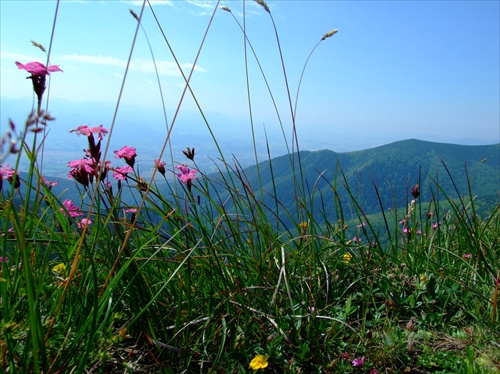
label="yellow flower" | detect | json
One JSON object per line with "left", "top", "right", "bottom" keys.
{"left": 52, "top": 263, "right": 66, "bottom": 276}
{"left": 249, "top": 354, "right": 269, "bottom": 371}
{"left": 343, "top": 253, "right": 352, "bottom": 263}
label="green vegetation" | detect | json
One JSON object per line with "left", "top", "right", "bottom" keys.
{"left": 1, "top": 1, "right": 499, "bottom": 373}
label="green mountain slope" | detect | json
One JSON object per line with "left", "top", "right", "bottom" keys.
{"left": 221, "top": 139, "right": 499, "bottom": 226}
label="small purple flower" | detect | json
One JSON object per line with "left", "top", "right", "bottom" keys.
{"left": 352, "top": 236, "right": 362, "bottom": 243}
{"left": 352, "top": 356, "right": 365, "bottom": 367}
{"left": 462, "top": 253, "right": 471, "bottom": 259}
{"left": 0, "top": 256, "right": 8, "bottom": 263}
{"left": 356, "top": 222, "right": 366, "bottom": 228}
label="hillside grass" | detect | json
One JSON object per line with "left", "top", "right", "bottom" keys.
{"left": 1, "top": 1, "right": 499, "bottom": 373}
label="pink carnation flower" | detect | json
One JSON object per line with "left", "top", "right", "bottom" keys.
{"left": 113, "top": 165, "right": 133, "bottom": 181}
{"left": 176, "top": 165, "right": 197, "bottom": 184}
{"left": 114, "top": 146, "right": 137, "bottom": 167}
{"left": 60, "top": 199, "right": 84, "bottom": 218}
{"left": 77, "top": 218, "right": 92, "bottom": 228}
{"left": 114, "top": 146, "right": 137, "bottom": 160}
{"left": 15, "top": 61, "right": 62, "bottom": 75}
{"left": 154, "top": 159, "right": 166, "bottom": 176}
{"left": 16, "top": 61, "right": 62, "bottom": 102}
{"left": 352, "top": 356, "right": 365, "bottom": 367}
{"left": 41, "top": 176, "right": 58, "bottom": 188}
{"left": 0, "top": 164, "right": 16, "bottom": 180}
{"left": 71, "top": 125, "right": 109, "bottom": 141}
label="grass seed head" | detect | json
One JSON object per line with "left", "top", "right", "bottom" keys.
{"left": 321, "top": 29, "right": 338, "bottom": 40}
{"left": 255, "top": 0, "right": 270, "bottom": 13}
{"left": 31, "top": 40, "right": 46, "bottom": 52}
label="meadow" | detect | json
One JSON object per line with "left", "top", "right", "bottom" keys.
{"left": 1, "top": 1, "right": 499, "bottom": 373}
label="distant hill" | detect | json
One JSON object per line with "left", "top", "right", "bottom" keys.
{"left": 5, "top": 139, "right": 499, "bottom": 232}
{"left": 209, "top": 139, "right": 499, "bottom": 227}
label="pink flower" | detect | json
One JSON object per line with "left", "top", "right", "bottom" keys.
{"left": 1, "top": 228, "right": 14, "bottom": 237}
{"left": 352, "top": 356, "right": 365, "bottom": 367}
{"left": 60, "top": 199, "right": 83, "bottom": 218}
{"left": 432, "top": 222, "right": 442, "bottom": 229}
{"left": 113, "top": 165, "right": 133, "bottom": 181}
{"left": 352, "top": 236, "right": 362, "bottom": 243}
{"left": 176, "top": 165, "right": 197, "bottom": 184}
{"left": 0, "top": 256, "right": 8, "bottom": 263}
{"left": 356, "top": 222, "right": 366, "bottom": 228}
{"left": 0, "top": 165, "right": 16, "bottom": 192}
{"left": 68, "top": 158, "right": 95, "bottom": 187}
{"left": 462, "top": 253, "right": 471, "bottom": 259}
{"left": 154, "top": 159, "right": 166, "bottom": 176}
{"left": 114, "top": 146, "right": 137, "bottom": 167}
{"left": 90, "top": 125, "right": 109, "bottom": 141}
{"left": 16, "top": 61, "right": 62, "bottom": 101}
{"left": 71, "top": 125, "right": 109, "bottom": 141}
{"left": 77, "top": 218, "right": 92, "bottom": 228}
{"left": 71, "top": 125, "right": 92, "bottom": 137}
{"left": 0, "top": 164, "right": 15, "bottom": 180}
{"left": 124, "top": 208, "right": 138, "bottom": 213}
{"left": 15, "top": 61, "right": 62, "bottom": 75}
{"left": 68, "top": 159, "right": 94, "bottom": 174}
{"left": 41, "top": 176, "right": 58, "bottom": 188}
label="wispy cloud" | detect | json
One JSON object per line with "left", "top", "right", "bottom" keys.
{"left": 126, "top": 0, "right": 173, "bottom": 6}
{"left": 1, "top": 51, "right": 47, "bottom": 62}
{"left": 186, "top": 0, "right": 216, "bottom": 9}
{"left": 184, "top": 0, "right": 219, "bottom": 16}
{"left": 60, "top": 54, "right": 207, "bottom": 76}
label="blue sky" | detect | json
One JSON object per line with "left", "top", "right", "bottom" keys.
{"left": 1, "top": 0, "right": 499, "bottom": 176}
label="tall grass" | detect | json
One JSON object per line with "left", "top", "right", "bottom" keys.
{"left": 1, "top": 1, "right": 499, "bottom": 373}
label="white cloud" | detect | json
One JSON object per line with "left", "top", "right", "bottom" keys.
{"left": 1, "top": 51, "right": 44, "bottom": 62}
{"left": 185, "top": 0, "right": 217, "bottom": 9}
{"left": 126, "top": 0, "right": 173, "bottom": 6}
{"left": 60, "top": 54, "right": 207, "bottom": 76}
